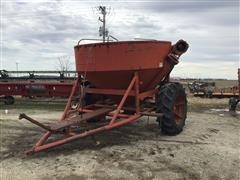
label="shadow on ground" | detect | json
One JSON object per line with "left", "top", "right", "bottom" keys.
{"left": 1, "top": 118, "right": 162, "bottom": 160}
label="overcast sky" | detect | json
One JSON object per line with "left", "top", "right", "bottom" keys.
{"left": 1, "top": 0, "right": 239, "bottom": 79}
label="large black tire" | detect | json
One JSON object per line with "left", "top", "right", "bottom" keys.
{"left": 229, "top": 97, "right": 239, "bottom": 112}
{"left": 4, "top": 96, "right": 15, "bottom": 105}
{"left": 156, "top": 83, "right": 187, "bottom": 135}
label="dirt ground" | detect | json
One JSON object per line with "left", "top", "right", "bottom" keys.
{"left": 0, "top": 97, "right": 239, "bottom": 180}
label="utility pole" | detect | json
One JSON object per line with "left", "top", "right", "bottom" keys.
{"left": 15, "top": 61, "right": 19, "bottom": 77}
{"left": 98, "top": 6, "right": 108, "bottom": 42}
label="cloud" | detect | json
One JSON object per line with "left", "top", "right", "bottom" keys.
{"left": 141, "top": 0, "right": 238, "bottom": 13}
{"left": 1, "top": 0, "right": 239, "bottom": 79}
{"left": 173, "top": 60, "right": 238, "bottom": 79}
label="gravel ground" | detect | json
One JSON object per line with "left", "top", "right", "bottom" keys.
{"left": 0, "top": 97, "right": 239, "bottom": 180}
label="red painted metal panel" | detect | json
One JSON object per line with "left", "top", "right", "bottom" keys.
{"left": 74, "top": 41, "right": 172, "bottom": 91}
{"left": 74, "top": 41, "right": 171, "bottom": 71}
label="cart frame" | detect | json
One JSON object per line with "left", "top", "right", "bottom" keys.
{"left": 19, "top": 71, "right": 162, "bottom": 154}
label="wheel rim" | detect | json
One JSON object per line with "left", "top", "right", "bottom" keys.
{"left": 173, "top": 96, "right": 185, "bottom": 125}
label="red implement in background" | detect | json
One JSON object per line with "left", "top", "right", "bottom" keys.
{"left": 0, "top": 81, "right": 73, "bottom": 98}
{"left": 0, "top": 70, "right": 76, "bottom": 104}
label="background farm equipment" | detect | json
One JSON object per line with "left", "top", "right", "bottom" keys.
{"left": 19, "top": 39, "right": 189, "bottom": 154}
{"left": 189, "top": 79, "right": 239, "bottom": 99}
{"left": 0, "top": 70, "right": 76, "bottom": 81}
{"left": 228, "top": 68, "right": 240, "bottom": 112}
{"left": 0, "top": 70, "right": 76, "bottom": 104}
{"left": 188, "top": 81, "right": 215, "bottom": 97}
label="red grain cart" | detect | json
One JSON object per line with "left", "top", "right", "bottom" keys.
{"left": 19, "top": 39, "right": 189, "bottom": 154}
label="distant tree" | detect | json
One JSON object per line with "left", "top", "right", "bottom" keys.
{"left": 56, "top": 56, "right": 73, "bottom": 77}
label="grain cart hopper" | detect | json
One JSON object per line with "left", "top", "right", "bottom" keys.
{"left": 19, "top": 39, "right": 189, "bottom": 154}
